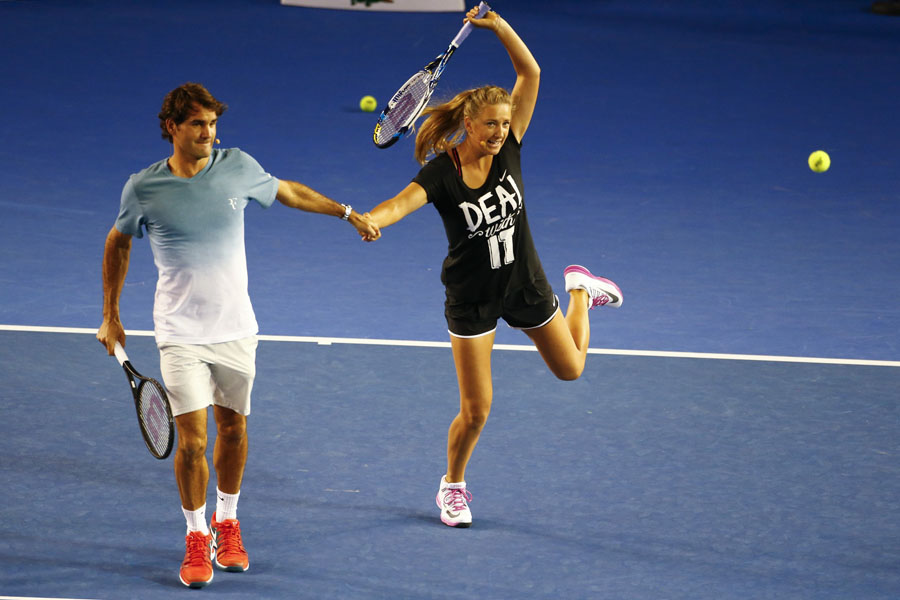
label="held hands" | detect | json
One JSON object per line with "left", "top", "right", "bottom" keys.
{"left": 352, "top": 211, "right": 381, "bottom": 242}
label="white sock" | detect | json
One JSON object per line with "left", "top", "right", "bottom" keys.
{"left": 216, "top": 488, "right": 240, "bottom": 522}
{"left": 183, "top": 504, "right": 209, "bottom": 535}
{"left": 577, "top": 287, "right": 591, "bottom": 309}
{"left": 442, "top": 475, "right": 466, "bottom": 489}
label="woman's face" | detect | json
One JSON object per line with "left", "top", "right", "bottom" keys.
{"left": 465, "top": 102, "right": 511, "bottom": 156}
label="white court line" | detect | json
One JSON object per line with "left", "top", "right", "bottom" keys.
{"left": 0, "top": 597, "right": 98, "bottom": 600}
{"left": 2, "top": 324, "right": 898, "bottom": 368}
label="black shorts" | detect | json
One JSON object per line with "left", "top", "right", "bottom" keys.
{"left": 444, "top": 280, "right": 560, "bottom": 338}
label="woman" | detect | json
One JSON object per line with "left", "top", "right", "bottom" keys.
{"left": 363, "top": 6, "right": 622, "bottom": 527}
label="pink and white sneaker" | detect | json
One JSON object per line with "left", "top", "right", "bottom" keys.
{"left": 564, "top": 265, "right": 622, "bottom": 309}
{"left": 436, "top": 476, "right": 473, "bottom": 528}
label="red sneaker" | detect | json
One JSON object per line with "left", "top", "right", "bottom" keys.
{"left": 179, "top": 531, "right": 214, "bottom": 588}
{"left": 211, "top": 512, "right": 249, "bottom": 572}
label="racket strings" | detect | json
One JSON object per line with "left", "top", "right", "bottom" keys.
{"left": 376, "top": 75, "right": 431, "bottom": 143}
{"left": 139, "top": 382, "right": 172, "bottom": 455}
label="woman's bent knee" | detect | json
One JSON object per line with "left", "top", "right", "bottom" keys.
{"left": 553, "top": 362, "right": 584, "bottom": 381}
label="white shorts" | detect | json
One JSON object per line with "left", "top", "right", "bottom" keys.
{"left": 158, "top": 337, "right": 258, "bottom": 417}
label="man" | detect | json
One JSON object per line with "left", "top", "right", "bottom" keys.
{"left": 97, "top": 82, "right": 379, "bottom": 588}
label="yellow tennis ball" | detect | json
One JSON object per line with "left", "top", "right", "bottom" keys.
{"left": 359, "top": 95, "right": 377, "bottom": 112}
{"left": 808, "top": 150, "right": 830, "bottom": 173}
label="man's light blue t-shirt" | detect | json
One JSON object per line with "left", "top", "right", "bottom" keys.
{"left": 115, "top": 148, "right": 279, "bottom": 345}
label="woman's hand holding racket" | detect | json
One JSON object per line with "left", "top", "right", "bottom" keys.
{"left": 372, "top": 2, "right": 492, "bottom": 149}
{"left": 464, "top": 4, "right": 500, "bottom": 30}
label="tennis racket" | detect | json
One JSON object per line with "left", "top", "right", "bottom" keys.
{"left": 114, "top": 342, "right": 175, "bottom": 460}
{"left": 373, "top": 1, "right": 491, "bottom": 149}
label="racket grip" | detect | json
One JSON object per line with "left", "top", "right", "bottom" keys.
{"left": 113, "top": 341, "right": 128, "bottom": 366}
{"left": 452, "top": 1, "right": 491, "bottom": 47}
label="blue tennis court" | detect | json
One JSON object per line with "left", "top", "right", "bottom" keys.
{"left": 1, "top": 1, "right": 899, "bottom": 598}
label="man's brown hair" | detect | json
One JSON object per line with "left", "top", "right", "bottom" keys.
{"left": 158, "top": 83, "right": 228, "bottom": 142}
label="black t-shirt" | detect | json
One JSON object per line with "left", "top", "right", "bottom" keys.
{"left": 413, "top": 135, "right": 547, "bottom": 304}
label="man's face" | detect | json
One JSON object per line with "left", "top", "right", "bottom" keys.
{"left": 169, "top": 105, "right": 218, "bottom": 161}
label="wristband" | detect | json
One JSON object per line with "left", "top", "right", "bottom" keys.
{"left": 340, "top": 204, "right": 352, "bottom": 221}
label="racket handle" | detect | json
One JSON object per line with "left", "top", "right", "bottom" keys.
{"left": 451, "top": 1, "right": 491, "bottom": 47}
{"left": 113, "top": 341, "right": 128, "bottom": 366}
